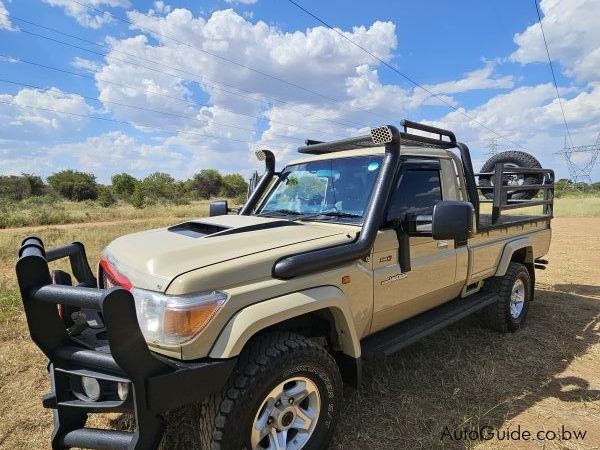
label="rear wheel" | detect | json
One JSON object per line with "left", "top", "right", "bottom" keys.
{"left": 199, "top": 331, "right": 342, "bottom": 450}
{"left": 482, "top": 262, "right": 532, "bottom": 332}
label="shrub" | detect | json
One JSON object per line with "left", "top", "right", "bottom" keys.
{"left": 98, "top": 186, "right": 117, "bottom": 207}
{"left": 112, "top": 173, "right": 138, "bottom": 200}
{"left": 221, "top": 173, "right": 249, "bottom": 198}
{"left": 22, "top": 173, "right": 45, "bottom": 196}
{"left": 72, "top": 182, "right": 99, "bottom": 201}
{"left": 191, "top": 169, "right": 223, "bottom": 199}
{"left": 48, "top": 170, "right": 98, "bottom": 201}
{"left": 142, "top": 172, "right": 176, "bottom": 202}
{"left": 131, "top": 184, "right": 145, "bottom": 209}
{"left": 0, "top": 176, "right": 32, "bottom": 201}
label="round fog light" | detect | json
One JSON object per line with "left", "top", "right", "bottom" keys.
{"left": 81, "top": 376, "right": 101, "bottom": 401}
{"left": 117, "top": 382, "right": 129, "bottom": 401}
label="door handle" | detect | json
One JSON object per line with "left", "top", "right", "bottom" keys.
{"left": 437, "top": 240, "right": 449, "bottom": 249}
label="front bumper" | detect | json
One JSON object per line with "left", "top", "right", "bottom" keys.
{"left": 16, "top": 237, "right": 236, "bottom": 450}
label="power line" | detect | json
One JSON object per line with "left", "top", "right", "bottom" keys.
{"left": 0, "top": 99, "right": 291, "bottom": 150}
{"left": 69, "top": 0, "right": 392, "bottom": 124}
{"left": 14, "top": 26, "right": 354, "bottom": 135}
{"left": 3, "top": 12, "right": 362, "bottom": 130}
{"left": 286, "top": 0, "right": 528, "bottom": 151}
{"left": 0, "top": 54, "right": 341, "bottom": 137}
{"left": 0, "top": 78, "right": 310, "bottom": 142}
{"left": 533, "top": 0, "right": 574, "bottom": 147}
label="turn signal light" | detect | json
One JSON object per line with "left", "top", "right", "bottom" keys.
{"left": 163, "top": 302, "right": 223, "bottom": 338}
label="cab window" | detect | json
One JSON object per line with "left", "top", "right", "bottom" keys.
{"left": 387, "top": 166, "right": 442, "bottom": 221}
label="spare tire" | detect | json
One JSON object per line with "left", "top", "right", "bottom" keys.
{"left": 479, "top": 151, "right": 542, "bottom": 200}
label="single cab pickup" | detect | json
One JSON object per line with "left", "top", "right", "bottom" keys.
{"left": 16, "top": 120, "right": 554, "bottom": 450}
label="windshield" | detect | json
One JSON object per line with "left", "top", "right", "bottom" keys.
{"left": 258, "top": 155, "right": 383, "bottom": 222}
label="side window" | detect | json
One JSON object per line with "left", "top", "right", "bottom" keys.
{"left": 387, "top": 169, "right": 442, "bottom": 220}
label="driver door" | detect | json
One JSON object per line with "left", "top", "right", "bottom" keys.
{"left": 370, "top": 160, "right": 462, "bottom": 333}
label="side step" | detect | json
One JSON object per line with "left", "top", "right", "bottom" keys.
{"left": 361, "top": 291, "right": 498, "bottom": 357}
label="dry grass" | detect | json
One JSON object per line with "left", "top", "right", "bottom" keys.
{"left": 330, "top": 217, "right": 600, "bottom": 449}
{"left": 0, "top": 210, "right": 599, "bottom": 449}
{"left": 0, "top": 199, "right": 211, "bottom": 229}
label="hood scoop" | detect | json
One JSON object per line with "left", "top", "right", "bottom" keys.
{"left": 168, "top": 219, "right": 300, "bottom": 238}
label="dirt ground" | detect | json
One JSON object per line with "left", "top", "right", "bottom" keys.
{"left": 0, "top": 217, "right": 599, "bottom": 449}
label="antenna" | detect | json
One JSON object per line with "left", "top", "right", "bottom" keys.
{"left": 554, "top": 133, "right": 600, "bottom": 186}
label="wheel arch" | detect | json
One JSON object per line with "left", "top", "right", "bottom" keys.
{"left": 494, "top": 237, "right": 533, "bottom": 277}
{"left": 208, "top": 286, "right": 362, "bottom": 384}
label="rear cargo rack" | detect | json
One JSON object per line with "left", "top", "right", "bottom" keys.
{"left": 16, "top": 237, "right": 235, "bottom": 450}
{"left": 476, "top": 163, "right": 555, "bottom": 228}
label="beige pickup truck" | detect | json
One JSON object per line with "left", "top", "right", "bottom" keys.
{"left": 16, "top": 120, "right": 554, "bottom": 450}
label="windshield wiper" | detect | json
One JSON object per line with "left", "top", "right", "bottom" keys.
{"left": 296, "top": 210, "right": 362, "bottom": 222}
{"left": 320, "top": 211, "right": 362, "bottom": 219}
{"left": 258, "top": 209, "right": 303, "bottom": 218}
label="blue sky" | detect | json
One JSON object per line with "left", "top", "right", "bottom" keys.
{"left": 1, "top": 0, "right": 599, "bottom": 182}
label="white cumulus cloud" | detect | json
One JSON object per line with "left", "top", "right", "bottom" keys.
{"left": 511, "top": 0, "right": 600, "bottom": 83}
{"left": 42, "top": 0, "right": 130, "bottom": 29}
{"left": 0, "top": 0, "right": 14, "bottom": 30}
{"left": 0, "top": 87, "right": 92, "bottom": 134}
{"left": 224, "top": 0, "right": 258, "bottom": 5}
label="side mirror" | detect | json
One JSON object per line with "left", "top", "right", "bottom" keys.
{"left": 209, "top": 200, "right": 229, "bottom": 217}
{"left": 431, "top": 201, "right": 473, "bottom": 243}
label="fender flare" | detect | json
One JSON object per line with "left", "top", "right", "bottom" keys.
{"left": 494, "top": 237, "right": 533, "bottom": 276}
{"left": 209, "top": 285, "right": 361, "bottom": 359}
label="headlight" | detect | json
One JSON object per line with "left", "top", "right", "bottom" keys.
{"left": 132, "top": 288, "right": 228, "bottom": 346}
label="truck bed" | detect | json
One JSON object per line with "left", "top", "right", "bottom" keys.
{"left": 466, "top": 212, "right": 551, "bottom": 285}
{"left": 478, "top": 213, "right": 549, "bottom": 230}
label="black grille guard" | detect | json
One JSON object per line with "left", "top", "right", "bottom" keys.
{"left": 16, "top": 236, "right": 235, "bottom": 450}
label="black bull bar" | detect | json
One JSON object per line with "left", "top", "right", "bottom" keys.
{"left": 15, "top": 236, "right": 235, "bottom": 450}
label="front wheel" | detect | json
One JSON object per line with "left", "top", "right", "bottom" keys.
{"left": 200, "top": 331, "right": 342, "bottom": 450}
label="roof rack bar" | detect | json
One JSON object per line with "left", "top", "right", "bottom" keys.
{"left": 298, "top": 134, "right": 373, "bottom": 154}
{"left": 299, "top": 121, "right": 458, "bottom": 155}
{"left": 400, "top": 119, "right": 456, "bottom": 144}
{"left": 397, "top": 131, "right": 456, "bottom": 149}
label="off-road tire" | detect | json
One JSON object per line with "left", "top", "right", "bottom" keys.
{"left": 198, "top": 331, "right": 342, "bottom": 450}
{"left": 482, "top": 262, "right": 532, "bottom": 332}
{"left": 479, "top": 151, "right": 543, "bottom": 200}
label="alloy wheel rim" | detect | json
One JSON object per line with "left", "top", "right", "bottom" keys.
{"left": 251, "top": 376, "right": 321, "bottom": 450}
{"left": 510, "top": 278, "right": 526, "bottom": 319}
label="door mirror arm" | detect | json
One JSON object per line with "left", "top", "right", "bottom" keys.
{"left": 390, "top": 218, "right": 411, "bottom": 274}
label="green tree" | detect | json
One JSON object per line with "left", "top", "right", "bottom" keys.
{"left": 554, "top": 178, "right": 572, "bottom": 198}
{"left": 191, "top": 169, "right": 223, "bottom": 199}
{"left": 0, "top": 176, "right": 32, "bottom": 201}
{"left": 221, "top": 173, "right": 249, "bottom": 198}
{"left": 97, "top": 186, "right": 117, "bottom": 207}
{"left": 47, "top": 170, "right": 98, "bottom": 201}
{"left": 131, "top": 184, "right": 145, "bottom": 209}
{"left": 142, "top": 172, "right": 176, "bottom": 201}
{"left": 22, "top": 173, "right": 45, "bottom": 196}
{"left": 111, "top": 173, "right": 138, "bottom": 200}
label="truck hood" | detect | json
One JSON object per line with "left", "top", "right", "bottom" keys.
{"left": 102, "top": 214, "right": 355, "bottom": 292}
